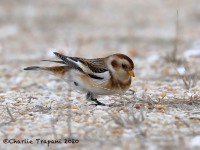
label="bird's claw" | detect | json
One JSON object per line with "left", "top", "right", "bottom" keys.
{"left": 90, "top": 103, "right": 106, "bottom": 106}
{"left": 86, "top": 92, "right": 106, "bottom": 106}
{"left": 90, "top": 99, "right": 106, "bottom": 106}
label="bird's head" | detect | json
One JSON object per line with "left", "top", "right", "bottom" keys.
{"left": 106, "top": 53, "right": 135, "bottom": 82}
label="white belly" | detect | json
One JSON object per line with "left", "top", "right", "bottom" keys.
{"left": 62, "top": 70, "right": 127, "bottom": 95}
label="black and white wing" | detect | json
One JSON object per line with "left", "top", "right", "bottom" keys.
{"left": 53, "top": 52, "right": 110, "bottom": 81}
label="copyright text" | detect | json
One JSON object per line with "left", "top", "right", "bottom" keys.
{"left": 3, "top": 138, "right": 79, "bottom": 146}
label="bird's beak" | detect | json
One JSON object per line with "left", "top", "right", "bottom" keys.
{"left": 128, "top": 70, "right": 135, "bottom": 77}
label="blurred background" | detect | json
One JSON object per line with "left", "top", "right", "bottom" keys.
{"left": 1, "top": 1, "right": 200, "bottom": 149}
{"left": 0, "top": 0, "right": 200, "bottom": 61}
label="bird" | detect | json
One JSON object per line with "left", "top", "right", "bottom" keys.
{"left": 24, "top": 52, "right": 135, "bottom": 106}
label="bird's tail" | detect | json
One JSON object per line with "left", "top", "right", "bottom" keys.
{"left": 24, "top": 66, "right": 43, "bottom": 71}
{"left": 24, "top": 66, "right": 71, "bottom": 78}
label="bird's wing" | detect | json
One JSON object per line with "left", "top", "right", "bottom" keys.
{"left": 53, "top": 52, "right": 108, "bottom": 74}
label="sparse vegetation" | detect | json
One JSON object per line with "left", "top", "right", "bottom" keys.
{"left": 165, "top": 10, "right": 182, "bottom": 64}
{"left": 0, "top": 0, "right": 200, "bottom": 150}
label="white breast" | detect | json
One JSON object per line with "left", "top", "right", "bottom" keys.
{"left": 62, "top": 70, "right": 117, "bottom": 95}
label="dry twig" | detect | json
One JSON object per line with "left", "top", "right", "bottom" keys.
{"left": 0, "top": 105, "right": 16, "bottom": 127}
{"left": 51, "top": 118, "right": 58, "bottom": 139}
{"left": 165, "top": 10, "right": 182, "bottom": 64}
{"left": 6, "top": 105, "right": 15, "bottom": 122}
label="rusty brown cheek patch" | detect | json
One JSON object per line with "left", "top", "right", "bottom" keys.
{"left": 111, "top": 60, "right": 119, "bottom": 68}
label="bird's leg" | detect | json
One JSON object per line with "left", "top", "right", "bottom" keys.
{"left": 128, "top": 89, "right": 135, "bottom": 95}
{"left": 86, "top": 92, "right": 93, "bottom": 100}
{"left": 86, "top": 92, "right": 106, "bottom": 106}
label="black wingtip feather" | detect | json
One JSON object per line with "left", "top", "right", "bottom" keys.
{"left": 53, "top": 52, "right": 59, "bottom": 56}
{"left": 41, "top": 60, "right": 65, "bottom": 64}
{"left": 53, "top": 52, "right": 67, "bottom": 62}
{"left": 53, "top": 52, "right": 65, "bottom": 58}
{"left": 53, "top": 52, "right": 85, "bottom": 73}
{"left": 24, "top": 66, "right": 40, "bottom": 70}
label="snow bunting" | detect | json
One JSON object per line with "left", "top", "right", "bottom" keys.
{"left": 24, "top": 52, "right": 135, "bottom": 106}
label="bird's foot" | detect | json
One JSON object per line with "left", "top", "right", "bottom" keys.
{"left": 128, "top": 89, "right": 135, "bottom": 95}
{"left": 90, "top": 98, "right": 106, "bottom": 106}
{"left": 86, "top": 92, "right": 106, "bottom": 106}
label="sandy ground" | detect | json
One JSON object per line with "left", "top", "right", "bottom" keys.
{"left": 0, "top": 0, "right": 200, "bottom": 150}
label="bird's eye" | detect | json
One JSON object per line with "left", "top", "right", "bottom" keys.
{"left": 122, "top": 64, "right": 127, "bottom": 69}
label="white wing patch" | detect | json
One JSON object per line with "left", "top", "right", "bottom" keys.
{"left": 67, "top": 57, "right": 110, "bottom": 85}
{"left": 76, "top": 61, "right": 92, "bottom": 73}
{"left": 67, "top": 58, "right": 92, "bottom": 73}
{"left": 91, "top": 71, "right": 110, "bottom": 85}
